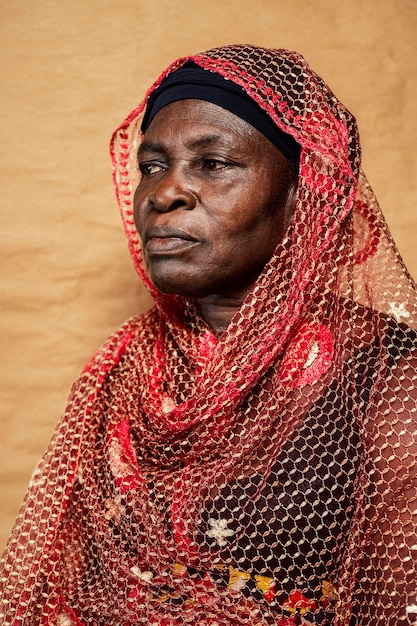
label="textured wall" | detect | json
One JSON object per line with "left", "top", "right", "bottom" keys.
{"left": 1, "top": 0, "right": 416, "bottom": 550}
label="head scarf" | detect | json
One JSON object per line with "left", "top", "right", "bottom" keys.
{"left": 1, "top": 44, "right": 416, "bottom": 626}
{"left": 141, "top": 62, "right": 301, "bottom": 162}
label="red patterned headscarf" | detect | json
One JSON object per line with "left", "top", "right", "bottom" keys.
{"left": 1, "top": 44, "right": 416, "bottom": 626}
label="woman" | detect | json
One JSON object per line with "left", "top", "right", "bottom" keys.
{"left": 1, "top": 44, "right": 416, "bottom": 625}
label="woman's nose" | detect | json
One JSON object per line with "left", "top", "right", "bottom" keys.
{"left": 149, "top": 169, "right": 197, "bottom": 212}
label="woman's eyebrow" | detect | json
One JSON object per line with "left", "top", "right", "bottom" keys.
{"left": 137, "top": 133, "right": 236, "bottom": 159}
{"left": 137, "top": 140, "right": 164, "bottom": 156}
{"left": 185, "top": 133, "right": 223, "bottom": 150}
{"left": 137, "top": 133, "right": 228, "bottom": 158}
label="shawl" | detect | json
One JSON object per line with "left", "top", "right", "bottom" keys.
{"left": 1, "top": 44, "right": 416, "bottom": 626}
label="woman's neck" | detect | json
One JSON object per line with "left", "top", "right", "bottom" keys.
{"left": 196, "top": 288, "right": 251, "bottom": 336}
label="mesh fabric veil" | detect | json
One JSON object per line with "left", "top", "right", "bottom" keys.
{"left": 1, "top": 44, "right": 417, "bottom": 625}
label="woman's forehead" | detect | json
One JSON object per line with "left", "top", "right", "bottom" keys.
{"left": 141, "top": 99, "right": 269, "bottom": 151}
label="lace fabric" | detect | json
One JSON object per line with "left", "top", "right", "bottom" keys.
{"left": 1, "top": 44, "right": 416, "bottom": 625}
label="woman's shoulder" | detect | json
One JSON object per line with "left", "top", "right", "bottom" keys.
{"left": 79, "top": 307, "right": 160, "bottom": 379}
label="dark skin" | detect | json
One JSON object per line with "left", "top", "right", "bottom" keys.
{"left": 134, "top": 100, "right": 297, "bottom": 335}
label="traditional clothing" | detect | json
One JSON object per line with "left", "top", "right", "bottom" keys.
{"left": 1, "top": 44, "right": 416, "bottom": 625}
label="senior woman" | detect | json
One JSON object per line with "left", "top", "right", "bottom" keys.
{"left": 1, "top": 45, "right": 416, "bottom": 625}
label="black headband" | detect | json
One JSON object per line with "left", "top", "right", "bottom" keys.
{"left": 141, "top": 63, "right": 300, "bottom": 163}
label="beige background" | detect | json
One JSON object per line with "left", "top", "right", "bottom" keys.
{"left": 1, "top": 0, "right": 416, "bottom": 551}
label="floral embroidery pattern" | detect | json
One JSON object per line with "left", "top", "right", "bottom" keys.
{"left": 107, "top": 419, "right": 143, "bottom": 493}
{"left": 254, "top": 573, "right": 276, "bottom": 604}
{"left": 388, "top": 301, "right": 411, "bottom": 323}
{"left": 228, "top": 565, "right": 251, "bottom": 592}
{"left": 57, "top": 615, "right": 75, "bottom": 626}
{"left": 279, "top": 322, "right": 334, "bottom": 389}
{"left": 140, "top": 561, "right": 337, "bottom": 624}
{"left": 279, "top": 580, "right": 337, "bottom": 624}
{"left": 206, "top": 518, "right": 235, "bottom": 547}
{"left": 130, "top": 566, "right": 154, "bottom": 583}
{"left": 406, "top": 596, "right": 417, "bottom": 622}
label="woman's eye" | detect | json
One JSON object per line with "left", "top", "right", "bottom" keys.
{"left": 138, "top": 162, "right": 164, "bottom": 175}
{"left": 202, "top": 159, "right": 229, "bottom": 171}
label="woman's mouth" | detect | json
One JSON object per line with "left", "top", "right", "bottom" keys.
{"left": 144, "top": 226, "right": 199, "bottom": 254}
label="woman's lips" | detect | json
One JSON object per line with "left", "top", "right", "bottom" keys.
{"left": 144, "top": 226, "right": 199, "bottom": 254}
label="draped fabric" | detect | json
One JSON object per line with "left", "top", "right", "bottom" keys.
{"left": 1, "top": 44, "right": 417, "bottom": 625}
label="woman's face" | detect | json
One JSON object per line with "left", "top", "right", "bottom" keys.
{"left": 133, "top": 99, "right": 297, "bottom": 299}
